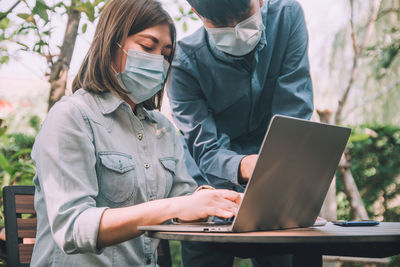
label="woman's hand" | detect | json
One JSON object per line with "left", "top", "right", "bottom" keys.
{"left": 175, "top": 189, "right": 241, "bottom": 222}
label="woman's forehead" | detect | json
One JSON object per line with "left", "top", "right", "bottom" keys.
{"left": 130, "top": 24, "right": 172, "bottom": 45}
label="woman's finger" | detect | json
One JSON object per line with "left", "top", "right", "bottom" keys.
{"left": 217, "top": 189, "right": 241, "bottom": 203}
{"left": 214, "top": 198, "right": 239, "bottom": 215}
{"left": 213, "top": 208, "right": 235, "bottom": 219}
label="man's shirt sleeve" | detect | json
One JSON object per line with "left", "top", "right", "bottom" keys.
{"left": 167, "top": 62, "right": 246, "bottom": 187}
{"left": 271, "top": 1, "right": 314, "bottom": 119}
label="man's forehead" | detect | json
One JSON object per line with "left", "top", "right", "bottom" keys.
{"left": 203, "top": 0, "right": 259, "bottom": 28}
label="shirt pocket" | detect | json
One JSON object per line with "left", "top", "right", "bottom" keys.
{"left": 159, "top": 157, "right": 176, "bottom": 197}
{"left": 98, "top": 152, "right": 137, "bottom": 205}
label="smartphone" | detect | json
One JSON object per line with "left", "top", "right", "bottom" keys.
{"left": 332, "top": 220, "right": 380, "bottom": 226}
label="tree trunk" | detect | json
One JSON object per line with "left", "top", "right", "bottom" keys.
{"left": 338, "top": 154, "right": 369, "bottom": 220}
{"left": 317, "top": 110, "right": 337, "bottom": 221}
{"left": 320, "top": 177, "right": 337, "bottom": 221}
{"left": 334, "top": 0, "right": 382, "bottom": 124}
{"left": 48, "top": 4, "right": 81, "bottom": 110}
{"left": 331, "top": 0, "right": 381, "bottom": 221}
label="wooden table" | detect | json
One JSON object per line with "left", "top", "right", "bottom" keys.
{"left": 144, "top": 222, "right": 400, "bottom": 266}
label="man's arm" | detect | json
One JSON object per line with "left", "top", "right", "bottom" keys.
{"left": 271, "top": 1, "right": 314, "bottom": 119}
{"left": 167, "top": 64, "right": 246, "bottom": 187}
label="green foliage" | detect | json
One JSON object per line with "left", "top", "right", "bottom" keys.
{"left": 32, "top": 0, "right": 50, "bottom": 23}
{"left": 170, "top": 241, "right": 182, "bottom": 266}
{"left": 329, "top": 1, "right": 400, "bottom": 125}
{"left": 0, "top": 0, "right": 108, "bottom": 69}
{"left": 169, "top": 240, "right": 251, "bottom": 266}
{"left": 0, "top": 117, "right": 39, "bottom": 227}
{"left": 0, "top": 17, "right": 12, "bottom": 65}
{"left": 174, "top": 6, "right": 198, "bottom": 32}
{"left": 337, "top": 125, "right": 400, "bottom": 222}
{"left": 390, "top": 255, "right": 400, "bottom": 267}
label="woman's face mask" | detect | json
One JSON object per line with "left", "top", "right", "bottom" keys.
{"left": 115, "top": 44, "right": 170, "bottom": 104}
{"left": 205, "top": 5, "right": 265, "bottom": 56}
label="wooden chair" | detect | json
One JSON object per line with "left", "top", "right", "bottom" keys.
{"left": 3, "top": 185, "right": 172, "bottom": 267}
{"left": 3, "top": 185, "right": 36, "bottom": 267}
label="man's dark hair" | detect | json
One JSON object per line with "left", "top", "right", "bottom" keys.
{"left": 188, "top": 0, "right": 252, "bottom": 26}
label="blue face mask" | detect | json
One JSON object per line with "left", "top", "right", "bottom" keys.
{"left": 115, "top": 46, "right": 170, "bottom": 104}
{"left": 205, "top": 9, "right": 265, "bottom": 56}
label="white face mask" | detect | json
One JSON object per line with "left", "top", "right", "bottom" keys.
{"left": 205, "top": 8, "right": 265, "bottom": 56}
{"left": 114, "top": 45, "right": 170, "bottom": 104}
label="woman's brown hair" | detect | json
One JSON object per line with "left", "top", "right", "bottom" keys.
{"left": 72, "top": 0, "right": 176, "bottom": 110}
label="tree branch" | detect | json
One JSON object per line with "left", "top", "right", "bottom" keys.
{"left": 48, "top": 3, "right": 81, "bottom": 110}
{"left": 335, "top": 0, "right": 382, "bottom": 124}
{"left": 376, "top": 8, "right": 400, "bottom": 21}
{"left": 344, "top": 79, "right": 400, "bottom": 118}
{"left": 0, "top": 1, "right": 21, "bottom": 21}
{"left": 360, "top": 0, "right": 382, "bottom": 52}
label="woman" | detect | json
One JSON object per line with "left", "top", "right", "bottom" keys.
{"left": 30, "top": 0, "right": 240, "bottom": 265}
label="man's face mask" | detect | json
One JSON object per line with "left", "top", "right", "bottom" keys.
{"left": 205, "top": 5, "right": 265, "bottom": 56}
{"left": 114, "top": 44, "right": 170, "bottom": 104}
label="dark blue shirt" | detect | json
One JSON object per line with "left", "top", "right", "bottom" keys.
{"left": 167, "top": 0, "right": 314, "bottom": 190}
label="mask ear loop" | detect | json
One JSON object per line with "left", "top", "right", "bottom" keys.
{"left": 117, "top": 43, "right": 128, "bottom": 54}
{"left": 114, "top": 43, "right": 130, "bottom": 97}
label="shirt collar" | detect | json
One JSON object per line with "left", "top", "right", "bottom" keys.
{"left": 95, "top": 92, "right": 157, "bottom": 123}
{"left": 95, "top": 92, "right": 125, "bottom": 115}
{"left": 135, "top": 105, "right": 157, "bottom": 123}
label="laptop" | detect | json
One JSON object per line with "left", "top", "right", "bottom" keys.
{"left": 138, "top": 115, "right": 351, "bottom": 233}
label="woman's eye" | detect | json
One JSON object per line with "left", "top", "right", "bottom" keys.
{"left": 141, "top": 45, "right": 152, "bottom": 51}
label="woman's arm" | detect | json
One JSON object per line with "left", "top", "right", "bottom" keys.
{"left": 97, "top": 189, "right": 240, "bottom": 248}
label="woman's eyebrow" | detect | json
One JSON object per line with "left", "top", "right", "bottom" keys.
{"left": 137, "top": 33, "right": 172, "bottom": 47}
{"left": 137, "top": 34, "right": 159, "bottom": 43}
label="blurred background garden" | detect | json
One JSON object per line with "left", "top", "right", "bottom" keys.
{"left": 0, "top": 0, "right": 399, "bottom": 266}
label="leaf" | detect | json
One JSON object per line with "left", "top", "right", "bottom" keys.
{"left": 33, "top": 0, "right": 49, "bottom": 22}
{"left": 183, "top": 21, "right": 187, "bottom": 32}
{"left": 94, "top": 0, "right": 105, "bottom": 6}
{"left": 17, "top": 25, "right": 37, "bottom": 35}
{"left": 10, "top": 148, "right": 32, "bottom": 161}
{"left": 84, "top": 1, "right": 95, "bottom": 22}
{"left": 17, "top": 13, "right": 35, "bottom": 23}
{"left": 174, "top": 17, "right": 181, "bottom": 22}
{"left": 98, "top": 0, "right": 110, "bottom": 13}
{"left": 0, "top": 17, "right": 10, "bottom": 30}
{"left": 349, "top": 133, "right": 370, "bottom": 143}
{"left": 0, "top": 152, "right": 9, "bottom": 172}
{"left": 76, "top": 2, "right": 96, "bottom": 22}
{"left": 82, "top": 23, "right": 87, "bottom": 33}
{"left": 16, "top": 41, "right": 29, "bottom": 49}
{"left": 179, "top": 6, "right": 184, "bottom": 15}
{"left": 0, "top": 55, "right": 8, "bottom": 64}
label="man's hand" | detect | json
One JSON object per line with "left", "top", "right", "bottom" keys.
{"left": 238, "top": 154, "right": 258, "bottom": 183}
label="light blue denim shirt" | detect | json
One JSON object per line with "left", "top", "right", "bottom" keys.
{"left": 30, "top": 89, "right": 197, "bottom": 266}
{"left": 167, "top": 0, "right": 314, "bottom": 190}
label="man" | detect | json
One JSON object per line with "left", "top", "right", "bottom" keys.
{"left": 167, "top": 0, "right": 313, "bottom": 266}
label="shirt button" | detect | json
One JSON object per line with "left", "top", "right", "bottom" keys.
{"left": 137, "top": 133, "right": 143, "bottom": 140}
{"left": 144, "top": 163, "right": 150, "bottom": 169}
{"left": 149, "top": 196, "right": 155, "bottom": 201}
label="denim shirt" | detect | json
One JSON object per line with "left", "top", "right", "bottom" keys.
{"left": 30, "top": 89, "right": 197, "bottom": 266}
{"left": 167, "top": 0, "right": 314, "bottom": 190}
